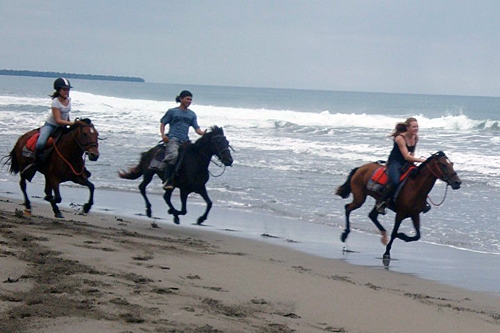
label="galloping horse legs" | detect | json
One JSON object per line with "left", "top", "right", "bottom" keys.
{"left": 163, "top": 188, "right": 187, "bottom": 225}
{"left": 44, "top": 180, "right": 63, "bottom": 218}
{"left": 368, "top": 206, "right": 388, "bottom": 245}
{"left": 196, "top": 187, "right": 212, "bottom": 225}
{"left": 383, "top": 213, "right": 421, "bottom": 260}
{"left": 138, "top": 170, "right": 155, "bottom": 218}
{"left": 341, "top": 193, "right": 366, "bottom": 242}
{"left": 20, "top": 177, "right": 32, "bottom": 214}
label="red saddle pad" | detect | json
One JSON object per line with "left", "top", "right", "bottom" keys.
{"left": 26, "top": 133, "right": 54, "bottom": 151}
{"left": 370, "top": 165, "right": 416, "bottom": 186}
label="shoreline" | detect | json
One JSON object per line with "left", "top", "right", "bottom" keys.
{"left": 1, "top": 180, "right": 499, "bottom": 294}
{"left": 0, "top": 194, "right": 499, "bottom": 332}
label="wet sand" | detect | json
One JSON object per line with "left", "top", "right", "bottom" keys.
{"left": 0, "top": 191, "right": 499, "bottom": 332}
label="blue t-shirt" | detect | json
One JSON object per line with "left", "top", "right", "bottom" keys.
{"left": 160, "top": 107, "right": 200, "bottom": 142}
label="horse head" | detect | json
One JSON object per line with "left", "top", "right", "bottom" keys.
{"left": 206, "top": 126, "right": 233, "bottom": 166}
{"left": 71, "top": 118, "right": 100, "bottom": 161}
{"left": 424, "top": 151, "right": 461, "bottom": 189}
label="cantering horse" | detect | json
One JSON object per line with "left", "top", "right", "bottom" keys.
{"left": 336, "top": 151, "right": 461, "bottom": 263}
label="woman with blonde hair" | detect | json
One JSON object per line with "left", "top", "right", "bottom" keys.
{"left": 376, "top": 117, "right": 426, "bottom": 214}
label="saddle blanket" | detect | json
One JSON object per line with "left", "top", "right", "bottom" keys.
{"left": 22, "top": 133, "right": 54, "bottom": 158}
{"left": 367, "top": 165, "right": 416, "bottom": 194}
{"left": 148, "top": 145, "right": 167, "bottom": 171}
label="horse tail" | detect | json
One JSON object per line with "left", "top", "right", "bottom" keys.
{"left": 118, "top": 148, "right": 156, "bottom": 180}
{"left": 336, "top": 167, "right": 359, "bottom": 199}
{"left": 118, "top": 162, "right": 144, "bottom": 179}
{"left": 3, "top": 148, "right": 19, "bottom": 174}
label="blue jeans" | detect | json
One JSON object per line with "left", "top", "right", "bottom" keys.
{"left": 35, "top": 122, "right": 57, "bottom": 150}
{"left": 387, "top": 161, "right": 403, "bottom": 188}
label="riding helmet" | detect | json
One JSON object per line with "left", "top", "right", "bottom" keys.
{"left": 53, "top": 77, "right": 73, "bottom": 90}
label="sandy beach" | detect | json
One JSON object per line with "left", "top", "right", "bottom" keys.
{"left": 0, "top": 195, "right": 499, "bottom": 333}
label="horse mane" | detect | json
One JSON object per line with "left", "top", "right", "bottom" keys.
{"left": 417, "top": 151, "right": 445, "bottom": 172}
{"left": 192, "top": 125, "right": 223, "bottom": 147}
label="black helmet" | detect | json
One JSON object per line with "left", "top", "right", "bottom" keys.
{"left": 53, "top": 77, "right": 73, "bottom": 90}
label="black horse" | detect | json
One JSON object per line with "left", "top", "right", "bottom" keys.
{"left": 119, "top": 125, "right": 233, "bottom": 224}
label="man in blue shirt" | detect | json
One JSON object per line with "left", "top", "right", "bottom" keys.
{"left": 160, "top": 90, "right": 206, "bottom": 189}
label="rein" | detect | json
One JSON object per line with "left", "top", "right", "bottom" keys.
{"left": 427, "top": 184, "right": 449, "bottom": 206}
{"left": 198, "top": 134, "right": 230, "bottom": 177}
{"left": 53, "top": 125, "right": 97, "bottom": 176}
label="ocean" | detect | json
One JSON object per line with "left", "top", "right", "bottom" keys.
{"left": 1, "top": 75, "right": 500, "bottom": 292}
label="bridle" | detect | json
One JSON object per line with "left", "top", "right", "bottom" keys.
{"left": 208, "top": 134, "right": 232, "bottom": 177}
{"left": 425, "top": 155, "right": 457, "bottom": 206}
{"left": 425, "top": 155, "right": 457, "bottom": 185}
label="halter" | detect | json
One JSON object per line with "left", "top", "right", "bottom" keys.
{"left": 53, "top": 124, "right": 98, "bottom": 176}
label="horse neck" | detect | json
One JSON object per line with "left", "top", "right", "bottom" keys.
{"left": 412, "top": 164, "right": 439, "bottom": 196}
{"left": 198, "top": 141, "right": 215, "bottom": 167}
{"left": 57, "top": 130, "right": 84, "bottom": 158}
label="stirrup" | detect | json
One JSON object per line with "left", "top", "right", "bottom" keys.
{"left": 422, "top": 202, "right": 431, "bottom": 214}
{"left": 376, "top": 201, "right": 387, "bottom": 215}
{"left": 162, "top": 181, "right": 173, "bottom": 190}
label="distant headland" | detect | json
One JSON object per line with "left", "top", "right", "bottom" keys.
{"left": 0, "top": 69, "right": 145, "bottom": 83}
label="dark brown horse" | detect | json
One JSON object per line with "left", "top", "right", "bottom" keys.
{"left": 4, "top": 118, "right": 99, "bottom": 218}
{"left": 119, "top": 125, "right": 233, "bottom": 224}
{"left": 336, "top": 151, "right": 461, "bottom": 263}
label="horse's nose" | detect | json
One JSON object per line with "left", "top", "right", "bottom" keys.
{"left": 224, "top": 157, "right": 233, "bottom": 166}
{"left": 88, "top": 152, "right": 99, "bottom": 161}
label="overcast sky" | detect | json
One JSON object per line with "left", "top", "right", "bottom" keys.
{"left": 2, "top": 1, "right": 499, "bottom": 97}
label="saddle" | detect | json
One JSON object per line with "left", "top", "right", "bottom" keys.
{"left": 22, "top": 132, "right": 55, "bottom": 158}
{"left": 367, "top": 164, "right": 417, "bottom": 196}
{"left": 148, "top": 142, "right": 190, "bottom": 172}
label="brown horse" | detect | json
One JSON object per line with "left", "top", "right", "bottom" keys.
{"left": 336, "top": 151, "right": 461, "bottom": 263}
{"left": 4, "top": 118, "right": 99, "bottom": 218}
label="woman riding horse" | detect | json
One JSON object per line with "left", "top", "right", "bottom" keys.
{"left": 336, "top": 151, "right": 461, "bottom": 263}
{"left": 23, "top": 78, "right": 75, "bottom": 181}
{"left": 376, "top": 117, "right": 426, "bottom": 214}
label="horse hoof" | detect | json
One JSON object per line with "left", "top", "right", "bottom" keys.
{"left": 24, "top": 209, "right": 32, "bottom": 217}
{"left": 173, "top": 216, "right": 180, "bottom": 225}
{"left": 146, "top": 209, "right": 152, "bottom": 218}
{"left": 83, "top": 204, "right": 91, "bottom": 214}
{"left": 55, "top": 213, "right": 64, "bottom": 219}
{"left": 340, "top": 232, "right": 349, "bottom": 243}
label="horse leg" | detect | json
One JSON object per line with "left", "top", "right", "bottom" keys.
{"left": 368, "top": 206, "right": 388, "bottom": 245}
{"left": 163, "top": 189, "right": 181, "bottom": 224}
{"left": 196, "top": 187, "right": 212, "bottom": 225}
{"left": 138, "top": 171, "right": 155, "bottom": 218}
{"left": 44, "top": 180, "right": 63, "bottom": 218}
{"left": 383, "top": 213, "right": 405, "bottom": 262}
{"left": 19, "top": 177, "right": 32, "bottom": 216}
{"left": 396, "top": 214, "right": 421, "bottom": 242}
{"left": 341, "top": 192, "right": 366, "bottom": 243}
{"left": 74, "top": 177, "right": 95, "bottom": 214}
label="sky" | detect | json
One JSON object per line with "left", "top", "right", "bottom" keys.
{"left": 2, "top": 0, "right": 500, "bottom": 97}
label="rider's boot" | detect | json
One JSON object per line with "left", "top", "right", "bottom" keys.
{"left": 162, "top": 164, "right": 175, "bottom": 190}
{"left": 21, "top": 148, "right": 43, "bottom": 182}
{"left": 422, "top": 201, "right": 431, "bottom": 214}
{"left": 376, "top": 184, "right": 395, "bottom": 215}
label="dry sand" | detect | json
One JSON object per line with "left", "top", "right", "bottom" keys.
{"left": 0, "top": 197, "right": 499, "bottom": 333}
